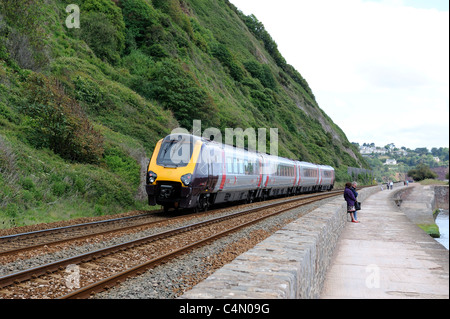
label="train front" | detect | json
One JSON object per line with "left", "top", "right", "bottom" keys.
{"left": 146, "top": 134, "right": 203, "bottom": 211}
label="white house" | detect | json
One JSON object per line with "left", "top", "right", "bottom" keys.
{"left": 384, "top": 159, "right": 397, "bottom": 165}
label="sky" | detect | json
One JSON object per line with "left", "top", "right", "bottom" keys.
{"left": 229, "top": 0, "right": 449, "bottom": 150}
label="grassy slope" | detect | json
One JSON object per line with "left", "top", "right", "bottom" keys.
{"left": 0, "top": 0, "right": 369, "bottom": 228}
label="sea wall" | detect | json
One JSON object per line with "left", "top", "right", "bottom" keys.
{"left": 434, "top": 185, "right": 449, "bottom": 210}
{"left": 181, "top": 186, "right": 380, "bottom": 299}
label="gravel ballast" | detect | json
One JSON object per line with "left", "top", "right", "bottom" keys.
{"left": 94, "top": 198, "right": 334, "bottom": 299}
{"left": 0, "top": 197, "right": 334, "bottom": 299}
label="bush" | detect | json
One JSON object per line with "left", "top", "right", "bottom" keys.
{"left": 21, "top": 73, "right": 104, "bottom": 164}
{"left": 408, "top": 164, "right": 438, "bottom": 181}
{"left": 77, "top": 12, "right": 122, "bottom": 64}
{"left": 0, "top": 0, "right": 49, "bottom": 71}
{"left": 151, "top": 0, "right": 193, "bottom": 36}
{"left": 119, "top": 0, "right": 159, "bottom": 47}
{"left": 148, "top": 59, "right": 219, "bottom": 130}
{"left": 243, "top": 60, "right": 276, "bottom": 89}
{"left": 211, "top": 43, "right": 245, "bottom": 82}
{"left": 73, "top": 75, "right": 106, "bottom": 112}
{"left": 65, "top": 0, "right": 126, "bottom": 64}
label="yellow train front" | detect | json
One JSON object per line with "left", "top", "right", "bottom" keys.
{"left": 146, "top": 133, "right": 214, "bottom": 212}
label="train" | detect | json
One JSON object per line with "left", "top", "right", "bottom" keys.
{"left": 145, "top": 133, "right": 335, "bottom": 212}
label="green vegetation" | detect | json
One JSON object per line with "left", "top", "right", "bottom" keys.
{"left": 359, "top": 143, "right": 448, "bottom": 183}
{"left": 1, "top": 0, "right": 368, "bottom": 228}
{"left": 418, "top": 179, "right": 448, "bottom": 186}
{"left": 418, "top": 223, "right": 440, "bottom": 238}
{"left": 407, "top": 164, "right": 438, "bottom": 181}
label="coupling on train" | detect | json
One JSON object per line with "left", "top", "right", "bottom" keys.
{"left": 145, "top": 133, "right": 335, "bottom": 212}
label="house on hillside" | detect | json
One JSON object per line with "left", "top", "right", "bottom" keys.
{"left": 360, "top": 146, "right": 387, "bottom": 155}
{"left": 384, "top": 159, "right": 397, "bottom": 165}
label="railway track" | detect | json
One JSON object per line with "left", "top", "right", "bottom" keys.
{"left": 0, "top": 211, "right": 168, "bottom": 257}
{"left": 0, "top": 191, "right": 340, "bottom": 299}
{"left": 0, "top": 190, "right": 344, "bottom": 260}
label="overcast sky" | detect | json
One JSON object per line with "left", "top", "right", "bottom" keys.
{"left": 229, "top": 0, "right": 449, "bottom": 150}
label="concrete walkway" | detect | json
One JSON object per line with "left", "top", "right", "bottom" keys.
{"left": 320, "top": 186, "right": 449, "bottom": 299}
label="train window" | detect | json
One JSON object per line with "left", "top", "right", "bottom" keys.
{"left": 237, "top": 158, "right": 244, "bottom": 174}
{"left": 157, "top": 135, "right": 193, "bottom": 167}
{"left": 233, "top": 157, "right": 238, "bottom": 174}
{"left": 323, "top": 171, "right": 332, "bottom": 177}
{"left": 227, "top": 157, "right": 233, "bottom": 174}
{"left": 305, "top": 169, "right": 316, "bottom": 177}
{"left": 276, "top": 165, "right": 294, "bottom": 177}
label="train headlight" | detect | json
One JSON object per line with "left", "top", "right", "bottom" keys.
{"left": 147, "top": 171, "right": 157, "bottom": 184}
{"left": 180, "top": 173, "right": 192, "bottom": 186}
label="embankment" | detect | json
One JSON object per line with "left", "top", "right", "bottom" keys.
{"left": 181, "top": 186, "right": 380, "bottom": 299}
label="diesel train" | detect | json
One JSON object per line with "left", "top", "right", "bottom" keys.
{"left": 146, "top": 133, "right": 335, "bottom": 212}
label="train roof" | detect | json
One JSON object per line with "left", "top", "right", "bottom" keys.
{"left": 162, "top": 134, "right": 335, "bottom": 170}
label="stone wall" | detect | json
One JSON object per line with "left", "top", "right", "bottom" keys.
{"left": 435, "top": 185, "right": 449, "bottom": 210}
{"left": 181, "top": 186, "right": 380, "bottom": 299}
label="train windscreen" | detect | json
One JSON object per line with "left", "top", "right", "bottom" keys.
{"left": 157, "top": 135, "right": 194, "bottom": 167}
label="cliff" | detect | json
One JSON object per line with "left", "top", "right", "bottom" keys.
{"left": 0, "top": 0, "right": 368, "bottom": 226}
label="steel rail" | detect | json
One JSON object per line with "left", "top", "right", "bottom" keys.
{"left": 0, "top": 212, "right": 155, "bottom": 241}
{"left": 0, "top": 214, "right": 167, "bottom": 257}
{"left": 0, "top": 191, "right": 342, "bottom": 297}
{"left": 0, "top": 190, "right": 344, "bottom": 258}
{"left": 60, "top": 192, "right": 340, "bottom": 299}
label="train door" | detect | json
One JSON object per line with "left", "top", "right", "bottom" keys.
{"left": 209, "top": 146, "right": 221, "bottom": 192}
{"left": 200, "top": 145, "right": 217, "bottom": 192}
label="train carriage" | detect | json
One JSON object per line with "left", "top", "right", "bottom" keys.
{"left": 318, "top": 165, "right": 335, "bottom": 191}
{"left": 213, "top": 141, "right": 261, "bottom": 204}
{"left": 260, "top": 154, "right": 297, "bottom": 198}
{"left": 298, "top": 161, "right": 320, "bottom": 192}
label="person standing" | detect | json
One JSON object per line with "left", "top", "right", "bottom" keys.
{"left": 351, "top": 181, "right": 359, "bottom": 221}
{"left": 344, "top": 182, "right": 359, "bottom": 223}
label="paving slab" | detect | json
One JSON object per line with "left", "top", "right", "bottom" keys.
{"left": 320, "top": 186, "right": 449, "bottom": 299}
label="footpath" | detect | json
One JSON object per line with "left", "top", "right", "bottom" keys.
{"left": 320, "top": 185, "right": 449, "bottom": 299}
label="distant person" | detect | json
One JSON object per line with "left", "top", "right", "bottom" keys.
{"left": 390, "top": 181, "right": 393, "bottom": 190}
{"left": 351, "top": 181, "right": 359, "bottom": 221}
{"left": 344, "top": 182, "right": 359, "bottom": 223}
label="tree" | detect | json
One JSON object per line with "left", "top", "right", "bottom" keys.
{"left": 407, "top": 164, "right": 437, "bottom": 181}
{"left": 414, "top": 147, "right": 429, "bottom": 156}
